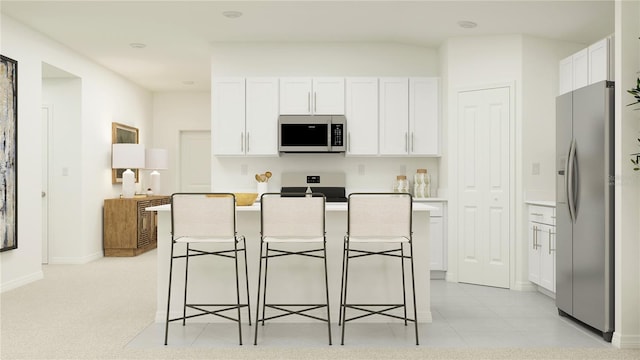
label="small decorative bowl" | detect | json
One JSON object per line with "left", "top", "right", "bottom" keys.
{"left": 234, "top": 193, "right": 258, "bottom": 206}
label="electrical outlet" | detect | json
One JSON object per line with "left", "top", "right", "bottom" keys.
{"left": 358, "top": 164, "right": 365, "bottom": 175}
{"left": 240, "top": 164, "right": 248, "bottom": 175}
{"left": 400, "top": 165, "right": 407, "bottom": 175}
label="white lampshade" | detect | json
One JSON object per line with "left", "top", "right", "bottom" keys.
{"left": 145, "top": 148, "right": 169, "bottom": 195}
{"left": 145, "top": 148, "right": 169, "bottom": 170}
{"left": 112, "top": 143, "right": 145, "bottom": 198}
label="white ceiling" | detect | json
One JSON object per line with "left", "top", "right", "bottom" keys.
{"left": 1, "top": 1, "right": 614, "bottom": 92}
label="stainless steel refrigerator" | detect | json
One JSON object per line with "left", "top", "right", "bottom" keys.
{"left": 556, "top": 80, "right": 614, "bottom": 342}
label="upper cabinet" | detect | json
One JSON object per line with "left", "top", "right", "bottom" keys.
{"left": 409, "top": 78, "right": 440, "bottom": 156}
{"left": 212, "top": 77, "right": 279, "bottom": 156}
{"left": 379, "top": 77, "right": 440, "bottom": 156}
{"left": 345, "top": 77, "right": 379, "bottom": 155}
{"left": 559, "top": 37, "right": 612, "bottom": 95}
{"left": 280, "top": 77, "right": 345, "bottom": 115}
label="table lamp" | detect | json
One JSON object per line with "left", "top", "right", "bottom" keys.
{"left": 112, "top": 143, "right": 145, "bottom": 198}
{"left": 145, "top": 148, "right": 169, "bottom": 194}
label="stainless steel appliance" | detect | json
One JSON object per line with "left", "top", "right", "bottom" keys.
{"left": 556, "top": 80, "right": 614, "bottom": 342}
{"left": 278, "top": 115, "right": 346, "bottom": 153}
{"left": 280, "top": 172, "right": 347, "bottom": 202}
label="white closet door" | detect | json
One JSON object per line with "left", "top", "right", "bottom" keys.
{"left": 457, "top": 86, "right": 511, "bottom": 289}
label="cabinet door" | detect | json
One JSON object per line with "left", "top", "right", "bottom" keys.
{"left": 409, "top": 77, "right": 440, "bottom": 156}
{"left": 312, "top": 77, "right": 345, "bottom": 115}
{"left": 246, "top": 77, "right": 279, "bottom": 155}
{"left": 539, "top": 224, "right": 556, "bottom": 292}
{"left": 528, "top": 222, "right": 542, "bottom": 285}
{"left": 279, "top": 77, "right": 312, "bottom": 115}
{"left": 588, "top": 38, "right": 610, "bottom": 84}
{"left": 559, "top": 55, "right": 573, "bottom": 95}
{"left": 345, "top": 77, "right": 378, "bottom": 155}
{"left": 429, "top": 216, "right": 445, "bottom": 271}
{"left": 379, "top": 77, "right": 409, "bottom": 155}
{"left": 572, "top": 48, "right": 589, "bottom": 90}
{"left": 212, "top": 78, "right": 246, "bottom": 155}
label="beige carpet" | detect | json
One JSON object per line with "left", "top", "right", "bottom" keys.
{"left": 1, "top": 250, "right": 638, "bottom": 360}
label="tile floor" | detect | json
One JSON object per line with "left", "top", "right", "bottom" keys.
{"left": 128, "top": 280, "right": 612, "bottom": 348}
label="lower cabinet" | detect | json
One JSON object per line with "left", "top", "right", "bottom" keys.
{"left": 427, "top": 201, "right": 447, "bottom": 272}
{"left": 103, "top": 196, "right": 170, "bottom": 256}
{"left": 527, "top": 204, "right": 556, "bottom": 293}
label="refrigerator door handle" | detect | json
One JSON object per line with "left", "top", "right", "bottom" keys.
{"left": 566, "top": 138, "right": 577, "bottom": 223}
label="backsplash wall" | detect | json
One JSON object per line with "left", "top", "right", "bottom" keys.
{"left": 212, "top": 155, "right": 440, "bottom": 196}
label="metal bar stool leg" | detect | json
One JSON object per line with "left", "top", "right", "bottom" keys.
{"left": 409, "top": 241, "right": 419, "bottom": 345}
{"left": 261, "top": 243, "right": 270, "bottom": 327}
{"left": 401, "top": 244, "right": 408, "bottom": 326}
{"left": 164, "top": 241, "right": 176, "bottom": 345}
{"left": 242, "top": 240, "right": 252, "bottom": 326}
{"left": 253, "top": 240, "right": 265, "bottom": 345}
{"left": 182, "top": 243, "right": 190, "bottom": 326}
{"left": 323, "top": 240, "right": 332, "bottom": 345}
{"left": 338, "top": 236, "right": 347, "bottom": 326}
{"left": 340, "top": 240, "right": 352, "bottom": 346}
{"left": 233, "top": 239, "right": 243, "bottom": 345}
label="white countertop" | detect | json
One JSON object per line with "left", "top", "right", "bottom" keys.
{"left": 525, "top": 200, "right": 556, "bottom": 207}
{"left": 147, "top": 202, "right": 438, "bottom": 212}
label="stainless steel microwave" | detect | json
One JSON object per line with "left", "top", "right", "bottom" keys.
{"left": 278, "top": 115, "right": 346, "bottom": 153}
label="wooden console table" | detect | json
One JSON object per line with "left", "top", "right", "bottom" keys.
{"left": 103, "top": 196, "right": 170, "bottom": 256}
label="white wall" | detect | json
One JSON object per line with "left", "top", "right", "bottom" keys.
{"left": 208, "top": 42, "right": 442, "bottom": 194}
{"left": 613, "top": 0, "right": 640, "bottom": 349}
{"left": 0, "top": 14, "right": 153, "bottom": 291}
{"left": 151, "top": 91, "right": 211, "bottom": 194}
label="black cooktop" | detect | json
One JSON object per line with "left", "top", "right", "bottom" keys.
{"left": 280, "top": 186, "right": 347, "bottom": 203}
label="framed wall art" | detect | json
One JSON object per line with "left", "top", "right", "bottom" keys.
{"left": 111, "top": 122, "right": 139, "bottom": 184}
{"left": 1, "top": 55, "right": 18, "bottom": 252}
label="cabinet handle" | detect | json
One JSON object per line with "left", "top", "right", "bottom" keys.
{"left": 531, "top": 213, "right": 544, "bottom": 216}
{"left": 240, "top": 132, "right": 244, "bottom": 152}
{"left": 314, "top": 92, "right": 317, "bottom": 113}
{"left": 532, "top": 225, "right": 537, "bottom": 249}
{"left": 549, "top": 229, "right": 555, "bottom": 254}
{"left": 411, "top": 132, "right": 415, "bottom": 152}
{"left": 308, "top": 92, "right": 311, "bottom": 113}
{"left": 246, "top": 132, "right": 250, "bottom": 153}
{"left": 405, "top": 132, "right": 408, "bottom": 152}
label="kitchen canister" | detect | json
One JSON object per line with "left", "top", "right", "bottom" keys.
{"left": 413, "top": 169, "right": 431, "bottom": 198}
{"left": 393, "top": 175, "right": 409, "bottom": 193}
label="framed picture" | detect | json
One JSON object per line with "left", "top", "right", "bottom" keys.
{"left": 111, "top": 122, "right": 139, "bottom": 184}
{"left": 1, "top": 55, "right": 18, "bottom": 252}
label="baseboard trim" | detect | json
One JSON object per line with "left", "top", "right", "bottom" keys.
{"left": 612, "top": 333, "right": 640, "bottom": 349}
{"left": 512, "top": 280, "right": 537, "bottom": 292}
{"left": 0, "top": 270, "right": 44, "bottom": 293}
{"left": 49, "top": 251, "right": 102, "bottom": 264}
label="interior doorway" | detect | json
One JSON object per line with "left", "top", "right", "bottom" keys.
{"left": 456, "top": 85, "right": 513, "bottom": 289}
{"left": 179, "top": 130, "right": 211, "bottom": 192}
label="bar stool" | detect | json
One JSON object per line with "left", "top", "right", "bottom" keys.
{"left": 254, "top": 193, "right": 332, "bottom": 345}
{"left": 339, "top": 192, "right": 418, "bottom": 345}
{"left": 164, "top": 193, "right": 251, "bottom": 345}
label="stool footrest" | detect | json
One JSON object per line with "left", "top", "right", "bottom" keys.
{"left": 341, "top": 304, "right": 415, "bottom": 323}
{"left": 260, "top": 304, "right": 330, "bottom": 323}
{"left": 168, "top": 303, "right": 249, "bottom": 323}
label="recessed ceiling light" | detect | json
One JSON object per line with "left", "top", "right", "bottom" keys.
{"left": 457, "top": 21, "right": 478, "bottom": 29}
{"left": 129, "top": 43, "right": 147, "bottom": 49}
{"left": 222, "top": 10, "right": 243, "bottom": 19}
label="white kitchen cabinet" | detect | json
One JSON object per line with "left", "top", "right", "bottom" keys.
{"left": 245, "top": 77, "right": 279, "bottom": 155}
{"left": 212, "top": 77, "right": 279, "bottom": 156}
{"left": 212, "top": 77, "right": 245, "bottom": 155}
{"left": 427, "top": 201, "right": 447, "bottom": 272}
{"left": 379, "top": 77, "right": 410, "bottom": 155}
{"left": 588, "top": 37, "right": 611, "bottom": 85}
{"left": 345, "top": 77, "right": 378, "bottom": 155}
{"left": 409, "top": 77, "right": 440, "bottom": 156}
{"left": 559, "top": 37, "right": 612, "bottom": 95}
{"left": 379, "top": 77, "right": 440, "bottom": 156}
{"left": 279, "top": 77, "right": 345, "bottom": 115}
{"left": 527, "top": 204, "right": 556, "bottom": 294}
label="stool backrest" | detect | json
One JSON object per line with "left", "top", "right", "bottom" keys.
{"left": 260, "top": 193, "right": 325, "bottom": 238}
{"left": 171, "top": 193, "right": 236, "bottom": 238}
{"left": 347, "top": 193, "right": 412, "bottom": 238}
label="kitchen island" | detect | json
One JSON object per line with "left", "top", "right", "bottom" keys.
{"left": 148, "top": 201, "right": 435, "bottom": 324}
